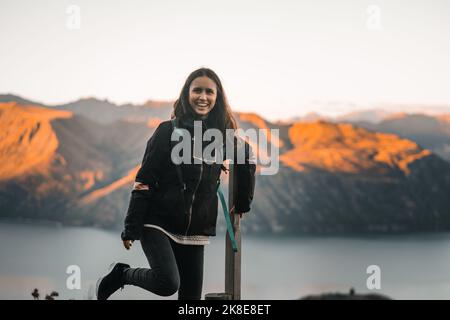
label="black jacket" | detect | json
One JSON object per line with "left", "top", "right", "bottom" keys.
{"left": 121, "top": 117, "right": 256, "bottom": 241}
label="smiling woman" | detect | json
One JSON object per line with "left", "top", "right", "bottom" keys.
{"left": 96, "top": 67, "right": 256, "bottom": 300}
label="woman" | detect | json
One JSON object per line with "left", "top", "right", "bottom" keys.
{"left": 96, "top": 68, "right": 256, "bottom": 300}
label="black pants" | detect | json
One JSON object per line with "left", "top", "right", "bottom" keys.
{"left": 123, "top": 227, "right": 204, "bottom": 300}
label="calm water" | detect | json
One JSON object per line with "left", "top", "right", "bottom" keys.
{"left": 1, "top": 221, "right": 450, "bottom": 300}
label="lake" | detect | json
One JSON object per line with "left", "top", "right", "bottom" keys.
{"left": 1, "top": 221, "right": 450, "bottom": 300}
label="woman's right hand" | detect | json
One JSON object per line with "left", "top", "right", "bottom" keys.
{"left": 123, "top": 239, "right": 134, "bottom": 250}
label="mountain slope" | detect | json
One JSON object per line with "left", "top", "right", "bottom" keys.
{"left": 57, "top": 97, "right": 173, "bottom": 124}
{"left": 0, "top": 102, "right": 72, "bottom": 180}
{"left": 280, "top": 120, "right": 431, "bottom": 175}
{"left": 235, "top": 118, "right": 450, "bottom": 233}
{"left": 0, "top": 101, "right": 156, "bottom": 227}
{"left": 351, "top": 113, "right": 450, "bottom": 161}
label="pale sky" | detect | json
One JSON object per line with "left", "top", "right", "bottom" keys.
{"left": 1, "top": 0, "right": 450, "bottom": 120}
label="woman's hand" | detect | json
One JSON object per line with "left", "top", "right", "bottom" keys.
{"left": 230, "top": 206, "right": 243, "bottom": 218}
{"left": 123, "top": 239, "right": 134, "bottom": 250}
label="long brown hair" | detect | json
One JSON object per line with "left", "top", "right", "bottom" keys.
{"left": 172, "top": 68, "right": 237, "bottom": 133}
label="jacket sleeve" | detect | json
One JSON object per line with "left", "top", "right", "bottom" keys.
{"left": 234, "top": 140, "right": 256, "bottom": 214}
{"left": 121, "top": 189, "right": 153, "bottom": 241}
{"left": 121, "top": 122, "right": 171, "bottom": 241}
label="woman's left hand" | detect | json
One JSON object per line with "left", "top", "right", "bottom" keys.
{"left": 230, "top": 206, "right": 243, "bottom": 218}
{"left": 123, "top": 239, "right": 134, "bottom": 250}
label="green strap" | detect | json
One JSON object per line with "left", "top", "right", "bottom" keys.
{"left": 217, "top": 184, "right": 238, "bottom": 252}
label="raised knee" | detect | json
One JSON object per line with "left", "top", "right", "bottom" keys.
{"left": 158, "top": 273, "right": 180, "bottom": 296}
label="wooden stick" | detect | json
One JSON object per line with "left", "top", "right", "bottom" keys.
{"left": 225, "top": 163, "right": 241, "bottom": 300}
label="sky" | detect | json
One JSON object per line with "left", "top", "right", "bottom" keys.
{"left": 1, "top": 0, "right": 450, "bottom": 121}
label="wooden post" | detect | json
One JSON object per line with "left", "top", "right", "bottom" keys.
{"left": 225, "top": 163, "right": 241, "bottom": 300}
{"left": 205, "top": 162, "right": 241, "bottom": 301}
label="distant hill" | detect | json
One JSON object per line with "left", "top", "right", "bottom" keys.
{"left": 335, "top": 109, "right": 393, "bottom": 124}
{"left": 290, "top": 107, "right": 450, "bottom": 162}
{"left": 350, "top": 113, "right": 450, "bottom": 161}
{"left": 0, "top": 94, "right": 173, "bottom": 124}
{"left": 289, "top": 105, "right": 450, "bottom": 125}
{"left": 2, "top": 97, "right": 450, "bottom": 234}
{"left": 289, "top": 109, "right": 393, "bottom": 124}
{"left": 0, "top": 94, "right": 46, "bottom": 107}
{"left": 57, "top": 97, "right": 173, "bottom": 124}
{"left": 286, "top": 112, "right": 332, "bottom": 123}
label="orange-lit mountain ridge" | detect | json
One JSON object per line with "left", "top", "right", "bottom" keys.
{"left": 280, "top": 120, "right": 431, "bottom": 175}
{"left": 0, "top": 102, "right": 72, "bottom": 180}
{"left": 0, "top": 100, "right": 156, "bottom": 227}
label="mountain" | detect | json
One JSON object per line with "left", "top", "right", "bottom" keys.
{"left": 0, "top": 94, "right": 46, "bottom": 107}
{"left": 233, "top": 116, "right": 450, "bottom": 234}
{"left": 350, "top": 113, "right": 450, "bottom": 162}
{"left": 288, "top": 109, "right": 393, "bottom": 124}
{"left": 288, "top": 105, "right": 450, "bottom": 125}
{"left": 2, "top": 97, "right": 450, "bottom": 234}
{"left": 56, "top": 98, "right": 173, "bottom": 124}
{"left": 0, "top": 102, "right": 72, "bottom": 181}
{"left": 335, "top": 109, "right": 394, "bottom": 124}
{"left": 0, "top": 94, "right": 173, "bottom": 124}
{"left": 0, "top": 101, "right": 156, "bottom": 228}
{"left": 286, "top": 112, "right": 332, "bottom": 123}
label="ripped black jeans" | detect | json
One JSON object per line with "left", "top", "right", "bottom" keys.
{"left": 123, "top": 227, "right": 204, "bottom": 300}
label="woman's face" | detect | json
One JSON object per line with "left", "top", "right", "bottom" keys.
{"left": 188, "top": 76, "right": 217, "bottom": 117}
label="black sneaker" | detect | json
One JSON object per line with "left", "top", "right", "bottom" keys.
{"left": 96, "top": 262, "right": 130, "bottom": 300}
